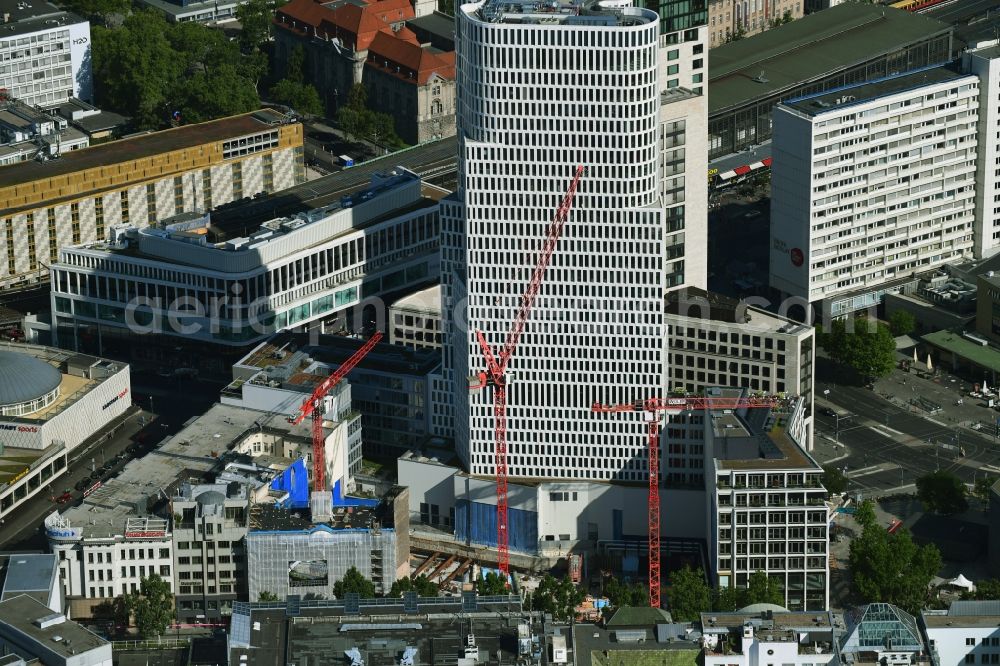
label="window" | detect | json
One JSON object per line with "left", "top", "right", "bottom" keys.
{"left": 968, "top": 638, "right": 976, "bottom": 646}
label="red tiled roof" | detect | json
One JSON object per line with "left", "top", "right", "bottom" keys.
{"left": 274, "top": 0, "right": 415, "bottom": 52}
{"left": 367, "top": 29, "right": 455, "bottom": 84}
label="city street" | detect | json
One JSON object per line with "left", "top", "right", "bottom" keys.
{"left": 812, "top": 357, "right": 1000, "bottom": 497}
{"left": 0, "top": 371, "right": 219, "bottom": 552}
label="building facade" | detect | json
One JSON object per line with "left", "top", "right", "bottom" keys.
{"left": 389, "top": 284, "right": 441, "bottom": 349}
{"left": 965, "top": 45, "right": 1000, "bottom": 260}
{"left": 666, "top": 288, "right": 815, "bottom": 449}
{"left": 769, "top": 66, "right": 979, "bottom": 318}
{"left": 707, "top": 0, "right": 803, "bottom": 49}
{"left": 701, "top": 609, "right": 836, "bottom": 666}
{"left": 0, "top": 111, "right": 303, "bottom": 290}
{"left": 923, "top": 601, "right": 1000, "bottom": 666}
{"left": 0, "top": 3, "right": 92, "bottom": 109}
{"left": 49, "top": 169, "right": 440, "bottom": 363}
{"left": 0, "top": 345, "right": 130, "bottom": 523}
{"left": 170, "top": 483, "right": 248, "bottom": 621}
{"left": 441, "top": 0, "right": 707, "bottom": 483}
{"left": 272, "top": 0, "right": 456, "bottom": 144}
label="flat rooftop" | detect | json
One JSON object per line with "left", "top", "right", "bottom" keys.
{"left": 391, "top": 284, "right": 441, "bottom": 315}
{"left": 707, "top": 389, "right": 818, "bottom": 471}
{"left": 0, "top": 594, "right": 107, "bottom": 657}
{"left": 783, "top": 65, "right": 972, "bottom": 117}
{"left": 0, "top": 554, "right": 56, "bottom": 604}
{"left": 708, "top": 3, "right": 952, "bottom": 115}
{"left": 0, "top": 0, "right": 85, "bottom": 39}
{"left": 666, "top": 287, "right": 810, "bottom": 335}
{"left": 248, "top": 502, "right": 382, "bottom": 533}
{"left": 0, "top": 110, "right": 292, "bottom": 191}
{"left": 923, "top": 330, "right": 1000, "bottom": 374}
{"left": 470, "top": 0, "right": 653, "bottom": 27}
{"left": 57, "top": 402, "right": 311, "bottom": 539}
{"left": 922, "top": 613, "right": 1000, "bottom": 628}
{"left": 232, "top": 606, "right": 525, "bottom": 666}
{"left": 702, "top": 610, "right": 834, "bottom": 632}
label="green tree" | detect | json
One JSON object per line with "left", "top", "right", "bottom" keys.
{"left": 974, "top": 476, "right": 996, "bottom": 505}
{"left": 286, "top": 43, "right": 307, "bottom": 83}
{"left": 269, "top": 79, "right": 324, "bottom": 116}
{"left": 92, "top": 11, "right": 260, "bottom": 129}
{"left": 604, "top": 576, "right": 649, "bottom": 607}
{"left": 822, "top": 465, "right": 847, "bottom": 495}
{"left": 124, "top": 574, "right": 174, "bottom": 638}
{"left": 477, "top": 571, "right": 509, "bottom": 596}
{"left": 236, "top": 0, "right": 280, "bottom": 54}
{"left": 849, "top": 523, "right": 941, "bottom": 613}
{"left": 531, "top": 574, "right": 585, "bottom": 621}
{"left": 854, "top": 499, "right": 877, "bottom": 530}
{"left": 258, "top": 591, "right": 279, "bottom": 602}
{"left": 667, "top": 566, "right": 711, "bottom": 621}
{"left": 390, "top": 575, "right": 439, "bottom": 597}
{"left": 820, "top": 316, "right": 896, "bottom": 382}
{"left": 889, "top": 310, "right": 916, "bottom": 337}
{"left": 767, "top": 9, "right": 793, "bottom": 28}
{"left": 744, "top": 571, "right": 784, "bottom": 606}
{"left": 333, "top": 566, "right": 376, "bottom": 599}
{"left": 724, "top": 25, "right": 747, "bottom": 42}
{"left": 917, "top": 470, "right": 968, "bottom": 515}
{"left": 713, "top": 585, "right": 741, "bottom": 612}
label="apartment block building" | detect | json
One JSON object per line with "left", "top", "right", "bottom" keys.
{"left": 0, "top": 1, "right": 92, "bottom": 108}
{"left": 0, "top": 110, "right": 303, "bottom": 290}
{"left": 389, "top": 284, "right": 441, "bottom": 350}
{"left": 707, "top": 0, "right": 804, "bottom": 49}
{"left": 770, "top": 66, "right": 979, "bottom": 319}
{"left": 171, "top": 483, "right": 248, "bottom": 622}
{"left": 666, "top": 288, "right": 815, "bottom": 449}
{"left": 922, "top": 601, "right": 1000, "bottom": 666}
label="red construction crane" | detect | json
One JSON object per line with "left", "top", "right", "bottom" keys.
{"left": 592, "top": 393, "right": 787, "bottom": 608}
{"left": 290, "top": 331, "right": 383, "bottom": 493}
{"left": 469, "top": 165, "right": 585, "bottom": 577}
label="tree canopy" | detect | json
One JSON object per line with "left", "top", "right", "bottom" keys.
{"left": 744, "top": 571, "right": 784, "bottom": 607}
{"left": 973, "top": 476, "right": 996, "bottom": 505}
{"left": 333, "top": 566, "right": 376, "bottom": 599}
{"left": 604, "top": 576, "right": 649, "bottom": 608}
{"left": 124, "top": 574, "right": 174, "bottom": 638}
{"left": 849, "top": 521, "right": 941, "bottom": 613}
{"left": 529, "top": 574, "right": 585, "bottom": 622}
{"left": 962, "top": 578, "right": 1000, "bottom": 600}
{"left": 889, "top": 310, "right": 916, "bottom": 337}
{"left": 477, "top": 571, "right": 509, "bottom": 596}
{"left": 820, "top": 316, "right": 896, "bottom": 382}
{"left": 337, "top": 83, "right": 406, "bottom": 149}
{"left": 854, "top": 499, "right": 877, "bottom": 530}
{"left": 667, "top": 566, "right": 711, "bottom": 621}
{"left": 822, "top": 465, "right": 847, "bottom": 495}
{"left": 389, "top": 575, "right": 439, "bottom": 598}
{"left": 258, "top": 591, "right": 279, "bottom": 602}
{"left": 270, "top": 79, "right": 324, "bottom": 116}
{"left": 92, "top": 11, "right": 261, "bottom": 129}
{"left": 236, "top": 0, "right": 281, "bottom": 54}
{"left": 916, "top": 470, "right": 968, "bottom": 515}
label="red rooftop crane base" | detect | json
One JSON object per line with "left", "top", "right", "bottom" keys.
{"left": 290, "top": 331, "right": 383, "bottom": 493}
{"left": 470, "top": 165, "right": 585, "bottom": 578}
{"left": 591, "top": 392, "right": 786, "bottom": 609}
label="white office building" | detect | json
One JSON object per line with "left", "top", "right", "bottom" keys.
{"left": 666, "top": 288, "right": 816, "bottom": 450}
{"left": 441, "top": 0, "right": 708, "bottom": 482}
{"left": 769, "top": 66, "right": 979, "bottom": 319}
{"left": 701, "top": 608, "right": 837, "bottom": 666}
{"left": 0, "top": 0, "right": 92, "bottom": 108}
{"left": 922, "top": 600, "right": 1000, "bottom": 666}
{"left": 965, "top": 45, "right": 1000, "bottom": 260}
{"left": 50, "top": 168, "right": 441, "bottom": 351}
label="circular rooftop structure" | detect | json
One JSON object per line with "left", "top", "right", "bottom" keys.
{"left": 738, "top": 603, "right": 790, "bottom": 614}
{"left": 0, "top": 351, "right": 61, "bottom": 417}
{"left": 195, "top": 490, "right": 226, "bottom": 506}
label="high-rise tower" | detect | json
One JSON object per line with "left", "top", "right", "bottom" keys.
{"left": 441, "top": 0, "right": 707, "bottom": 481}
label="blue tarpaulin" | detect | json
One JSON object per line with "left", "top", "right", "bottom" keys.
{"left": 270, "top": 458, "right": 309, "bottom": 509}
{"left": 455, "top": 499, "right": 538, "bottom": 554}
